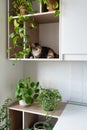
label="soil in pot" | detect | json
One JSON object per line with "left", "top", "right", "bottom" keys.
{"left": 34, "top": 122, "right": 49, "bottom": 130}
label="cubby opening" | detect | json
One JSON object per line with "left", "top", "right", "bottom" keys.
{"left": 8, "top": 0, "right": 59, "bottom": 60}
{"left": 9, "top": 109, "right": 22, "bottom": 130}
{"left": 24, "top": 112, "right": 58, "bottom": 129}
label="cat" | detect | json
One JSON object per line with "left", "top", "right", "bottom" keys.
{"left": 29, "top": 43, "right": 59, "bottom": 58}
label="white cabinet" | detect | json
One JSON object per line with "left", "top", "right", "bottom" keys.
{"left": 61, "top": 0, "right": 87, "bottom": 60}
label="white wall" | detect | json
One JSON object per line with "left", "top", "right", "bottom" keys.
{"left": 0, "top": 0, "right": 24, "bottom": 104}
{"left": 24, "top": 61, "right": 87, "bottom": 104}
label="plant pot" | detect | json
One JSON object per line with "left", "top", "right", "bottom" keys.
{"left": 19, "top": 100, "right": 28, "bottom": 106}
{"left": 19, "top": 5, "right": 26, "bottom": 15}
{"left": 34, "top": 122, "right": 49, "bottom": 130}
{"left": 48, "top": 0, "right": 57, "bottom": 11}
{"left": 41, "top": 99, "right": 57, "bottom": 111}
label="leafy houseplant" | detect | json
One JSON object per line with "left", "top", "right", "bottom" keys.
{"left": 8, "top": 15, "right": 37, "bottom": 64}
{"left": 11, "top": 0, "right": 37, "bottom": 15}
{"left": 39, "top": 0, "right": 60, "bottom": 16}
{"left": 37, "top": 88, "right": 62, "bottom": 111}
{"left": 14, "top": 77, "right": 40, "bottom": 105}
{"left": 0, "top": 98, "right": 11, "bottom": 130}
{"left": 34, "top": 121, "right": 53, "bottom": 130}
{"left": 23, "top": 122, "right": 53, "bottom": 130}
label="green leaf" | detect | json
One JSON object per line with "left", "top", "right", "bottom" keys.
{"left": 23, "top": 48, "right": 31, "bottom": 55}
{"left": 30, "top": 23, "right": 37, "bottom": 29}
{"left": 55, "top": 10, "right": 60, "bottom": 16}
{"left": 33, "top": 93, "right": 38, "bottom": 99}
{"left": 19, "top": 27, "right": 24, "bottom": 33}
{"left": 14, "top": 19, "right": 19, "bottom": 28}
{"left": 27, "top": 88, "right": 33, "bottom": 95}
{"left": 25, "top": 97, "right": 33, "bottom": 104}
{"left": 26, "top": 77, "right": 30, "bottom": 83}
{"left": 9, "top": 33, "right": 15, "bottom": 38}
{"left": 8, "top": 16, "right": 13, "bottom": 23}
{"left": 30, "top": 82, "right": 36, "bottom": 88}
{"left": 13, "top": 36, "right": 19, "bottom": 44}
{"left": 53, "top": 1, "right": 58, "bottom": 9}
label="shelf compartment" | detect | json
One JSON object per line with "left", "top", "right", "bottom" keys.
{"left": 24, "top": 112, "right": 58, "bottom": 129}
{"left": 9, "top": 109, "right": 22, "bottom": 130}
{"left": 8, "top": 102, "right": 66, "bottom": 130}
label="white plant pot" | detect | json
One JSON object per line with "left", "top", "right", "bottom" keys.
{"left": 34, "top": 122, "right": 49, "bottom": 130}
{"left": 19, "top": 100, "right": 28, "bottom": 106}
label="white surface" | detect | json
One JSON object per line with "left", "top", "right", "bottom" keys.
{"left": 61, "top": 0, "right": 87, "bottom": 59}
{"left": 54, "top": 104, "right": 87, "bottom": 130}
{"left": 0, "top": 0, "right": 24, "bottom": 105}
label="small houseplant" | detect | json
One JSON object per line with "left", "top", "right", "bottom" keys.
{"left": 14, "top": 77, "right": 40, "bottom": 105}
{"left": 39, "top": 0, "right": 60, "bottom": 16}
{"left": 10, "top": 0, "right": 37, "bottom": 15}
{"left": 37, "top": 88, "right": 62, "bottom": 111}
{"left": 0, "top": 98, "right": 11, "bottom": 130}
{"left": 33, "top": 121, "right": 53, "bottom": 130}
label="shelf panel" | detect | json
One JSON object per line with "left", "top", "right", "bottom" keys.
{"left": 8, "top": 102, "right": 67, "bottom": 118}
{"left": 8, "top": 58, "right": 61, "bottom": 61}
{"left": 13, "top": 11, "right": 59, "bottom": 24}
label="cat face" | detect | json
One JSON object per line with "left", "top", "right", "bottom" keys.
{"left": 31, "top": 43, "right": 42, "bottom": 58}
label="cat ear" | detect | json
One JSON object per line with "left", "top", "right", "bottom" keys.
{"left": 30, "top": 43, "right": 35, "bottom": 48}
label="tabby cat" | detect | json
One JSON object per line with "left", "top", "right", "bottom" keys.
{"left": 29, "top": 43, "right": 59, "bottom": 58}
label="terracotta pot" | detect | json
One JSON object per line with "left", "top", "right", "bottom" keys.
{"left": 48, "top": 0, "right": 57, "bottom": 11}
{"left": 19, "top": 5, "right": 26, "bottom": 15}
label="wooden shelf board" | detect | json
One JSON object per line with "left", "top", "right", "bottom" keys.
{"left": 13, "top": 11, "right": 59, "bottom": 24}
{"left": 8, "top": 102, "right": 67, "bottom": 118}
{"left": 8, "top": 58, "right": 60, "bottom": 61}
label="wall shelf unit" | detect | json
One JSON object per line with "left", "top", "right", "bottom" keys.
{"left": 8, "top": 102, "right": 66, "bottom": 130}
{"left": 7, "top": 0, "right": 60, "bottom": 60}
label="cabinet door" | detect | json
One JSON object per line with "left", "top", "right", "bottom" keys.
{"left": 61, "top": 0, "right": 87, "bottom": 60}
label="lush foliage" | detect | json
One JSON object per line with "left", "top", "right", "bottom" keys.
{"left": 0, "top": 98, "right": 11, "bottom": 130}
{"left": 38, "top": 88, "right": 62, "bottom": 111}
{"left": 39, "top": 0, "right": 60, "bottom": 16}
{"left": 14, "top": 77, "right": 40, "bottom": 105}
{"left": 8, "top": 15, "right": 37, "bottom": 62}
{"left": 11, "top": 0, "right": 37, "bottom": 15}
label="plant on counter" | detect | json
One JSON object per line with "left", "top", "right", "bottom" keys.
{"left": 14, "top": 77, "right": 40, "bottom": 105}
{"left": 0, "top": 98, "right": 12, "bottom": 130}
{"left": 37, "top": 88, "right": 62, "bottom": 111}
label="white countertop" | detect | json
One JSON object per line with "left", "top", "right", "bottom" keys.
{"left": 54, "top": 103, "right": 87, "bottom": 130}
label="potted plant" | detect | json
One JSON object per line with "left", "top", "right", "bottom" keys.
{"left": 14, "top": 77, "right": 40, "bottom": 105}
{"left": 0, "top": 98, "right": 11, "bottom": 130}
{"left": 23, "top": 122, "right": 53, "bottom": 130}
{"left": 34, "top": 121, "right": 53, "bottom": 130}
{"left": 10, "top": 0, "right": 37, "bottom": 15}
{"left": 39, "top": 0, "right": 60, "bottom": 16}
{"left": 37, "top": 88, "right": 62, "bottom": 111}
